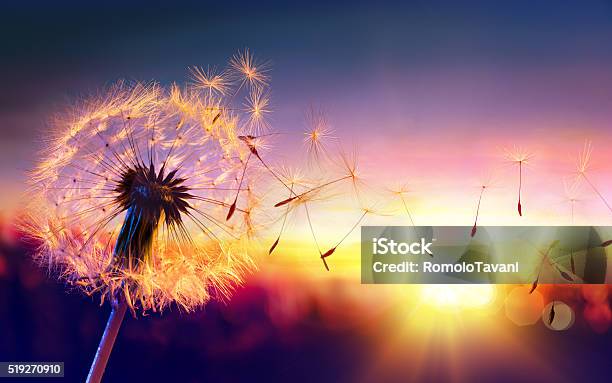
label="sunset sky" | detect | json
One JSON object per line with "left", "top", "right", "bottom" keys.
{"left": 2, "top": 2, "right": 612, "bottom": 382}
{"left": 1, "top": 1, "right": 612, "bottom": 282}
{"left": 3, "top": 1, "right": 612, "bottom": 225}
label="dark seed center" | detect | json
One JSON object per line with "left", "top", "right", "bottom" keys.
{"left": 111, "top": 163, "right": 192, "bottom": 270}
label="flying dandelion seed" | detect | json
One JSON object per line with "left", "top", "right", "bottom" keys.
{"left": 189, "top": 66, "right": 229, "bottom": 96}
{"left": 21, "top": 52, "right": 273, "bottom": 383}
{"left": 531, "top": 241, "right": 556, "bottom": 293}
{"left": 268, "top": 167, "right": 304, "bottom": 255}
{"left": 337, "top": 146, "right": 362, "bottom": 197}
{"left": 230, "top": 48, "right": 270, "bottom": 92}
{"left": 387, "top": 184, "right": 429, "bottom": 255}
{"left": 270, "top": 141, "right": 366, "bottom": 270}
{"left": 274, "top": 147, "right": 360, "bottom": 208}
{"left": 471, "top": 185, "right": 487, "bottom": 237}
{"left": 274, "top": 175, "right": 335, "bottom": 268}
{"left": 390, "top": 184, "right": 416, "bottom": 227}
{"left": 303, "top": 107, "right": 335, "bottom": 165}
{"left": 575, "top": 140, "right": 612, "bottom": 215}
{"left": 265, "top": 171, "right": 331, "bottom": 267}
{"left": 274, "top": 145, "right": 366, "bottom": 270}
{"left": 274, "top": 176, "right": 348, "bottom": 207}
{"left": 244, "top": 87, "right": 271, "bottom": 135}
{"left": 238, "top": 133, "right": 291, "bottom": 190}
{"left": 319, "top": 206, "right": 372, "bottom": 271}
{"left": 563, "top": 177, "right": 583, "bottom": 224}
{"left": 562, "top": 178, "right": 583, "bottom": 273}
{"left": 470, "top": 173, "right": 496, "bottom": 237}
{"left": 317, "top": 203, "right": 391, "bottom": 270}
{"left": 504, "top": 145, "right": 533, "bottom": 216}
{"left": 528, "top": 240, "right": 573, "bottom": 294}
{"left": 225, "top": 133, "right": 294, "bottom": 222}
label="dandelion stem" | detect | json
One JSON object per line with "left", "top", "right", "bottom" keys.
{"left": 86, "top": 300, "right": 127, "bottom": 383}
{"left": 399, "top": 195, "right": 416, "bottom": 227}
{"left": 531, "top": 241, "right": 560, "bottom": 291}
{"left": 303, "top": 203, "right": 327, "bottom": 270}
{"left": 517, "top": 161, "right": 523, "bottom": 216}
{"left": 254, "top": 153, "right": 294, "bottom": 194}
{"left": 227, "top": 153, "right": 252, "bottom": 220}
{"left": 269, "top": 184, "right": 294, "bottom": 255}
{"left": 274, "top": 175, "right": 350, "bottom": 207}
{"left": 335, "top": 210, "right": 368, "bottom": 249}
{"left": 471, "top": 186, "right": 485, "bottom": 237}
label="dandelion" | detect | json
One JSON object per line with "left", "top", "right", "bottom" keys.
{"left": 274, "top": 177, "right": 344, "bottom": 207}
{"left": 272, "top": 146, "right": 365, "bottom": 271}
{"left": 574, "top": 140, "right": 612, "bottom": 215}
{"left": 504, "top": 145, "right": 533, "bottom": 216}
{"left": 21, "top": 52, "right": 272, "bottom": 382}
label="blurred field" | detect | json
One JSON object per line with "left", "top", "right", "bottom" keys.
{"left": 2, "top": 213, "right": 611, "bottom": 382}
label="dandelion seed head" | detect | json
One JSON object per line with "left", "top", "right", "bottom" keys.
{"left": 338, "top": 147, "right": 360, "bottom": 183}
{"left": 189, "top": 66, "right": 229, "bottom": 96}
{"left": 476, "top": 170, "right": 501, "bottom": 190}
{"left": 504, "top": 145, "right": 534, "bottom": 164}
{"left": 230, "top": 48, "right": 270, "bottom": 90}
{"left": 244, "top": 88, "right": 271, "bottom": 135}
{"left": 576, "top": 140, "right": 593, "bottom": 175}
{"left": 278, "top": 166, "right": 306, "bottom": 187}
{"left": 22, "top": 54, "right": 273, "bottom": 313}
{"left": 389, "top": 183, "right": 413, "bottom": 196}
{"left": 303, "top": 107, "right": 335, "bottom": 163}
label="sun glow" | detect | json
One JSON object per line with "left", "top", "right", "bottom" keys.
{"left": 420, "top": 284, "right": 496, "bottom": 310}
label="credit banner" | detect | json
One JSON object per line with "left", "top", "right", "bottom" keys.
{"left": 361, "top": 226, "right": 612, "bottom": 284}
